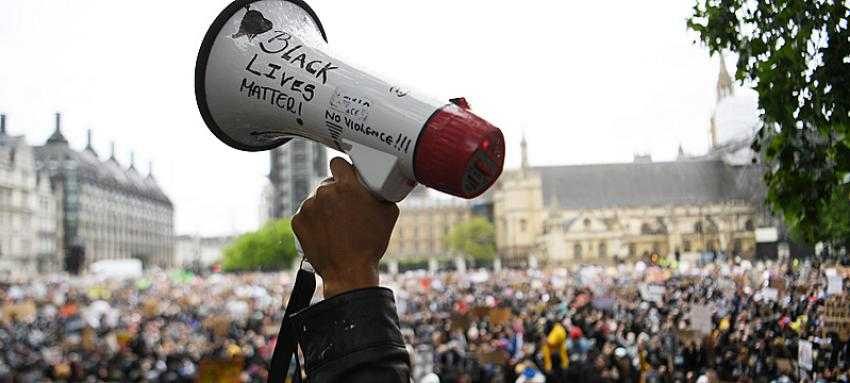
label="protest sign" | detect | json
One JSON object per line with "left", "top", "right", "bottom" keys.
{"left": 489, "top": 308, "right": 511, "bottom": 326}
{"left": 142, "top": 299, "right": 159, "bottom": 317}
{"left": 204, "top": 315, "right": 232, "bottom": 337}
{"left": 197, "top": 358, "right": 243, "bottom": 383}
{"left": 2, "top": 301, "right": 37, "bottom": 324}
{"left": 475, "top": 349, "right": 509, "bottom": 365}
{"left": 798, "top": 339, "right": 813, "bottom": 371}
{"left": 828, "top": 275, "right": 844, "bottom": 295}
{"left": 823, "top": 294, "right": 850, "bottom": 341}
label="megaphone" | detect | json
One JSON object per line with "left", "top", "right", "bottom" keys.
{"left": 196, "top": 0, "right": 505, "bottom": 202}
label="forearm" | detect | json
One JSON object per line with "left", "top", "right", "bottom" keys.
{"left": 291, "top": 287, "right": 411, "bottom": 382}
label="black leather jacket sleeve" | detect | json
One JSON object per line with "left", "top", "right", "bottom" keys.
{"left": 290, "top": 287, "right": 411, "bottom": 382}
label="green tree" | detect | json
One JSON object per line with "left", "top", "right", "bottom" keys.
{"left": 687, "top": 0, "right": 850, "bottom": 248}
{"left": 221, "top": 219, "right": 298, "bottom": 271}
{"left": 447, "top": 217, "right": 497, "bottom": 261}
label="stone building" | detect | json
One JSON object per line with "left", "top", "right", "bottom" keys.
{"left": 34, "top": 114, "right": 175, "bottom": 270}
{"left": 493, "top": 56, "right": 770, "bottom": 266}
{"left": 385, "top": 190, "right": 474, "bottom": 270}
{"left": 0, "top": 114, "right": 61, "bottom": 275}
{"left": 265, "top": 139, "right": 328, "bottom": 219}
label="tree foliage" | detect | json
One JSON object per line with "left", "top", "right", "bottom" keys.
{"left": 688, "top": 0, "right": 850, "bottom": 246}
{"left": 446, "top": 217, "right": 497, "bottom": 261}
{"left": 221, "top": 219, "right": 298, "bottom": 272}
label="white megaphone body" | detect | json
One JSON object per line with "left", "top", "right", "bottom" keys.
{"left": 196, "top": 0, "right": 504, "bottom": 201}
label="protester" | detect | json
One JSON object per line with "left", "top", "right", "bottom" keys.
{"left": 1, "top": 257, "right": 848, "bottom": 382}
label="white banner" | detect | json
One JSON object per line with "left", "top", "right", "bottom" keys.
{"left": 798, "top": 339, "right": 813, "bottom": 371}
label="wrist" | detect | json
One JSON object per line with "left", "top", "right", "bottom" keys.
{"left": 321, "top": 263, "right": 380, "bottom": 298}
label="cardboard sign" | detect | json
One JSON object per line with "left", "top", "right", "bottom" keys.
{"left": 471, "top": 306, "right": 490, "bottom": 318}
{"left": 489, "top": 308, "right": 511, "bottom": 326}
{"left": 823, "top": 294, "right": 850, "bottom": 341}
{"left": 142, "top": 299, "right": 159, "bottom": 317}
{"left": 2, "top": 301, "right": 37, "bottom": 324}
{"left": 798, "top": 339, "right": 813, "bottom": 371}
{"left": 204, "top": 315, "right": 232, "bottom": 337}
{"left": 475, "top": 349, "right": 509, "bottom": 365}
{"left": 197, "top": 358, "right": 243, "bottom": 383}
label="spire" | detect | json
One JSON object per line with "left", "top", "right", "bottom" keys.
{"left": 46, "top": 112, "right": 69, "bottom": 145}
{"left": 109, "top": 141, "right": 117, "bottom": 160}
{"left": 84, "top": 129, "right": 98, "bottom": 155}
{"left": 129, "top": 151, "right": 136, "bottom": 170}
{"left": 520, "top": 132, "right": 529, "bottom": 170}
{"left": 147, "top": 160, "right": 154, "bottom": 178}
{"left": 717, "top": 53, "right": 734, "bottom": 102}
{"left": 0, "top": 114, "right": 6, "bottom": 136}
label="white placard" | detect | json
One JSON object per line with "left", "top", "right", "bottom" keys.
{"left": 755, "top": 227, "right": 778, "bottom": 242}
{"left": 828, "top": 275, "right": 844, "bottom": 295}
{"left": 798, "top": 339, "right": 813, "bottom": 371}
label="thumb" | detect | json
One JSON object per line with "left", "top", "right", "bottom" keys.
{"left": 329, "top": 157, "right": 357, "bottom": 184}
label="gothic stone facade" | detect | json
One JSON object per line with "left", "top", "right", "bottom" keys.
{"left": 494, "top": 158, "right": 765, "bottom": 266}
{"left": 0, "top": 115, "right": 62, "bottom": 274}
{"left": 34, "top": 114, "right": 175, "bottom": 269}
{"left": 385, "top": 194, "right": 473, "bottom": 261}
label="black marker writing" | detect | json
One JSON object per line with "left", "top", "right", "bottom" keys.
{"left": 245, "top": 53, "right": 316, "bottom": 101}
{"left": 259, "top": 31, "right": 338, "bottom": 84}
{"left": 240, "top": 78, "right": 302, "bottom": 117}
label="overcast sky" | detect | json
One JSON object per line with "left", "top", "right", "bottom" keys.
{"left": 0, "top": 0, "right": 735, "bottom": 236}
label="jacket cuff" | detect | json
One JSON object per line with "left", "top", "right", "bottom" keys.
{"left": 290, "top": 287, "right": 407, "bottom": 375}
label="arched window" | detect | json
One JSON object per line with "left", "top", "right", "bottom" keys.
{"left": 628, "top": 243, "right": 636, "bottom": 257}
{"left": 744, "top": 219, "right": 755, "bottom": 231}
{"left": 640, "top": 222, "right": 653, "bottom": 235}
{"left": 574, "top": 243, "right": 583, "bottom": 259}
{"left": 598, "top": 242, "right": 607, "bottom": 258}
{"left": 520, "top": 219, "right": 528, "bottom": 232}
{"left": 583, "top": 218, "right": 591, "bottom": 230}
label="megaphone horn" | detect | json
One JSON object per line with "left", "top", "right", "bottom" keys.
{"left": 196, "top": 0, "right": 505, "bottom": 201}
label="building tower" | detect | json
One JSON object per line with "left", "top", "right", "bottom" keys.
{"left": 710, "top": 54, "right": 736, "bottom": 148}
{"left": 267, "top": 138, "right": 328, "bottom": 218}
{"left": 520, "top": 132, "right": 529, "bottom": 171}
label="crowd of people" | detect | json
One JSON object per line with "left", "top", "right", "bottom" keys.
{"left": 1, "top": 256, "right": 849, "bottom": 382}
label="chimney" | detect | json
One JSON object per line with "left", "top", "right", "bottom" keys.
{"left": 148, "top": 160, "right": 154, "bottom": 177}
{"left": 85, "top": 129, "right": 95, "bottom": 152}
{"left": 0, "top": 114, "right": 5, "bottom": 135}
{"left": 55, "top": 113, "right": 61, "bottom": 131}
{"left": 110, "top": 141, "right": 116, "bottom": 159}
{"left": 129, "top": 151, "right": 136, "bottom": 169}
